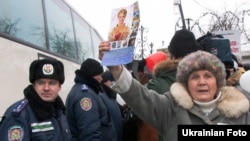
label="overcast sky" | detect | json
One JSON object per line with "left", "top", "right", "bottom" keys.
{"left": 66, "top": 0, "right": 250, "bottom": 50}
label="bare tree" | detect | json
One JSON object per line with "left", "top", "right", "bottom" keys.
{"left": 175, "top": 3, "right": 250, "bottom": 45}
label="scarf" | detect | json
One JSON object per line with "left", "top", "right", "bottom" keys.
{"left": 24, "top": 85, "right": 65, "bottom": 121}
{"left": 75, "top": 70, "right": 103, "bottom": 94}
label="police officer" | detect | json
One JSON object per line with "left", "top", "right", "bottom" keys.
{"left": 0, "top": 59, "right": 72, "bottom": 141}
{"left": 66, "top": 58, "right": 119, "bottom": 141}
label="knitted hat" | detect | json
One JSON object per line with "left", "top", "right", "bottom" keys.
{"left": 176, "top": 51, "right": 226, "bottom": 89}
{"left": 80, "top": 58, "right": 104, "bottom": 77}
{"left": 168, "top": 29, "right": 199, "bottom": 58}
{"left": 29, "top": 59, "right": 65, "bottom": 84}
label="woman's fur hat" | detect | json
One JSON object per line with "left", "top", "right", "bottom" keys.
{"left": 176, "top": 51, "right": 226, "bottom": 89}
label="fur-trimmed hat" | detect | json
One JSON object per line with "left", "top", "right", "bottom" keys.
{"left": 176, "top": 51, "right": 226, "bottom": 89}
{"left": 80, "top": 58, "right": 104, "bottom": 77}
{"left": 168, "top": 29, "right": 199, "bottom": 58}
{"left": 29, "top": 59, "right": 65, "bottom": 84}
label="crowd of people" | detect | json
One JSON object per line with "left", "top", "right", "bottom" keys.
{"left": 0, "top": 28, "right": 250, "bottom": 141}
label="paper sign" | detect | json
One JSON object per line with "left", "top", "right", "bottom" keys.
{"left": 101, "top": 1, "right": 140, "bottom": 66}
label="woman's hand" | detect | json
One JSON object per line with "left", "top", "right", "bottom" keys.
{"left": 99, "top": 41, "right": 110, "bottom": 60}
{"left": 98, "top": 41, "right": 123, "bottom": 80}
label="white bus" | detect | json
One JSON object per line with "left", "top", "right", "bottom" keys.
{"left": 0, "top": 0, "right": 103, "bottom": 116}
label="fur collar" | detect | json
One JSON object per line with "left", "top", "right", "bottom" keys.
{"left": 170, "top": 82, "right": 249, "bottom": 118}
{"left": 153, "top": 59, "right": 179, "bottom": 77}
{"left": 226, "top": 67, "right": 245, "bottom": 86}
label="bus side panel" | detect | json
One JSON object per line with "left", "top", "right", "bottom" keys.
{"left": 0, "top": 37, "right": 80, "bottom": 116}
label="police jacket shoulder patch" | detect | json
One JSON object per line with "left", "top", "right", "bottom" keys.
{"left": 81, "top": 84, "right": 88, "bottom": 91}
{"left": 12, "top": 99, "right": 29, "bottom": 115}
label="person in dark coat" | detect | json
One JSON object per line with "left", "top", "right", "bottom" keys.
{"left": 65, "top": 58, "right": 118, "bottom": 141}
{"left": 0, "top": 59, "right": 72, "bottom": 141}
{"left": 101, "top": 70, "right": 123, "bottom": 141}
{"left": 147, "top": 29, "right": 199, "bottom": 94}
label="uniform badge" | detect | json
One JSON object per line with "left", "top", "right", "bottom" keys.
{"left": 31, "top": 121, "right": 54, "bottom": 133}
{"left": 80, "top": 98, "right": 92, "bottom": 111}
{"left": 8, "top": 125, "right": 24, "bottom": 141}
{"left": 42, "top": 64, "right": 54, "bottom": 75}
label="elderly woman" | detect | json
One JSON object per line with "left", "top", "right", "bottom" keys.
{"left": 99, "top": 41, "right": 250, "bottom": 141}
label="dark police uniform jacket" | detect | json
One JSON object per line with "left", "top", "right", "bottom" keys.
{"left": 65, "top": 72, "right": 117, "bottom": 141}
{"left": 0, "top": 99, "right": 72, "bottom": 141}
